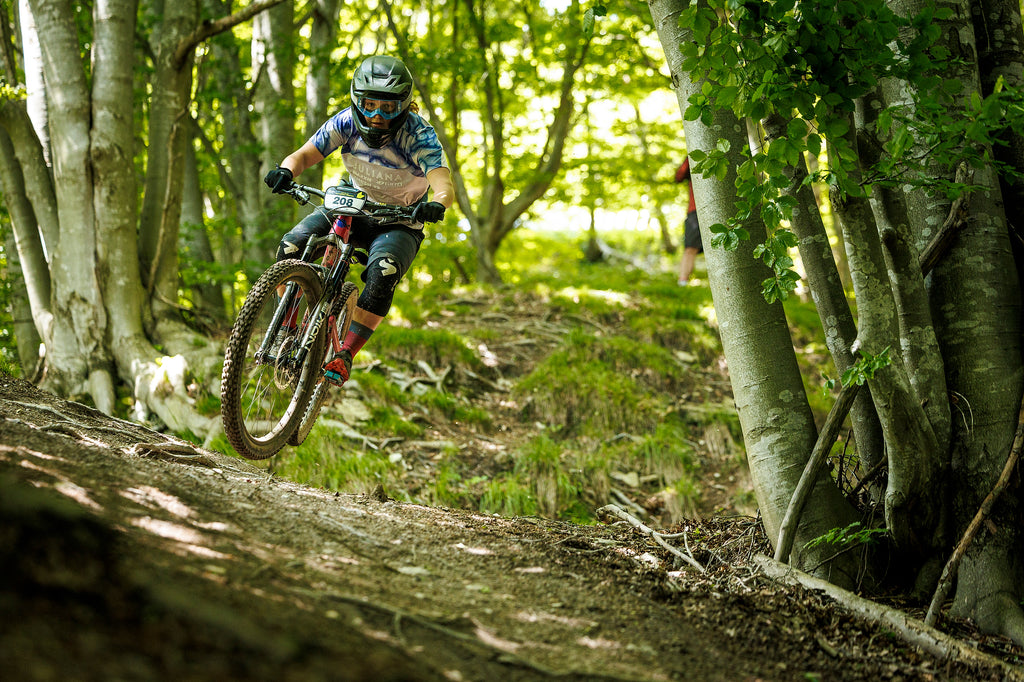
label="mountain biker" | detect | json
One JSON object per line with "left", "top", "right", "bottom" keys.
{"left": 263, "top": 55, "right": 454, "bottom": 386}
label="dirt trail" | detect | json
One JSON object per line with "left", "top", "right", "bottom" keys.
{"left": 2, "top": 374, "right": 1021, "bottom": 681}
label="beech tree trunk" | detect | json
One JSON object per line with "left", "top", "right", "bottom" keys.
{"left": 648, "top": 0, "right": 863, "bottom": 586}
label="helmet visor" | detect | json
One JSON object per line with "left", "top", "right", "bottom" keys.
{"left": 355, "top": 97, "right": 404, "bottom": 121}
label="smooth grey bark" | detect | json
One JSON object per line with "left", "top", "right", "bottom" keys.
{"left": 202, "top": 2, "right": 264, "bottom": 285}
{"left": 139, "top": 0, "right": 197, "bottom": 324}
{"left": 27, "top": 0, "right": 112, "bottom": 407}
{"left": 648, "top": 0, "right": 861, "bottom": 584}
{"left": 180, "top": 135, "right": 227, "bottom": 325}
{"left": 252, "top": 0, "right": 296, "bottom": 260}
{"left": 302, "top": 0, "right": 341, "bottom": 192}
{"left": 971, "top": 0, "right": 1024, "bottom": 279}
{"left": 3, "top": 229, "right": 42, "bottom": 377}
{"left": 845, "top": 93, "right": 948, "bottom": 557}
{"left": 17, "top": 0, "right": 49, "bottom": 166}
{"left": 880, "top": 0, "right": 1024, "bottom": 644}
{"left": 0, "top": 106, "right": 55, "bottom": 349}
{"left": 761, "top": 113, "right": 885, "bottom": 479}
{"left": 0, "top": 128, "right": 46, "bottom": 378}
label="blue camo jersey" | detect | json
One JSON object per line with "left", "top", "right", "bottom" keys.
{"left": 309, "top": 108, "right": 448, "bottom": 207}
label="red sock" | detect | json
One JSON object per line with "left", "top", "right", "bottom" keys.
{"left": 341, "top": 321, "right": 374, "bottom": 357}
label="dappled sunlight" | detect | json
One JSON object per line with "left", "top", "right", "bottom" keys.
{"left": 15, "top": 454, "right": 105, "bottom": 511}
{"left": 577, "top": 636, "right": 622, "bottom": 650}
{"left": 699, "top": 303, "right": 717, "bottom": 327}
{"left": 555, "top": 286, "right": 632, "bottom": 307}
{"left": 453, "top": 542, "right": 493, "bottom": 556}
{"left": 514, "top": 610, "right": 594, "bottom": 628}
{"left": 473, "top": 623, "right": 521, "bottom": 653}
{"left": 54, "top": 480, "right": 103, "bottom": 511}
{"left": 122, "top": 485, "right": 193, "bottom": 518}
{"left": 132, "top": 516, "right": 209, "bottom": 545}
{"left": 513, "top": 566, "right": 546, "bottom": 574}
{"left": 476, "top": 342, "right": 499, "bottom": 367}
{"left": 130, "top": 515, "right": 233, "bottom": 561}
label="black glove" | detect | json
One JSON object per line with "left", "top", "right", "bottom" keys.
{"left": 412, "top": 201, "right": 446, "bottom": 224}
{"left": 264, "top": 166, "right": 293, "bottom": 194}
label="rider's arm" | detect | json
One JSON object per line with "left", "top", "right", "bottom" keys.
{"left": 279, "top": 141, "right": 325, "bottom": 178}
{"left": 426, "top": 167, "right": 455, "bottom": 209}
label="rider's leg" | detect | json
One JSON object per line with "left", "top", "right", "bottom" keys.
{"left": 327, "top": 228, "right": 421, "bottom": 383}
{"left": 275, "top": 211, "right": 331, "bottom": 298}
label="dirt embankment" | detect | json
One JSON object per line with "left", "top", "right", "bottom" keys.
{"left": 2, "top": 374, "right": 1022, "bottom": 681}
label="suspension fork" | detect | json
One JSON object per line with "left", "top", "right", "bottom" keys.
{"left": 257, "top": 280, "right": 303, "bottom": 359}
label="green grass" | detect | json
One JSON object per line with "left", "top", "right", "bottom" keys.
{"left": 513, "top": 328, "right": 687, "bottom": 437}
{"left": 188, "top": 226, "right": 846, "bottom": 525}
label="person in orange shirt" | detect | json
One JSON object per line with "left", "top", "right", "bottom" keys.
{"left": 674, "top": 157, "right": 702, "bottom": 286}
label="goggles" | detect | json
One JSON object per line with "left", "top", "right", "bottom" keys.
{"left": 355, "top": 97, "right": 404, "bottom": 121}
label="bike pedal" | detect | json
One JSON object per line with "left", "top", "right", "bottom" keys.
{"left": 324, "top": 370, "right": 346, "bottom": 387}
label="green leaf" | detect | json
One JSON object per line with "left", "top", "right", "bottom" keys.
{"left": 806, "top": 133, "right": 822, "bottom": 157}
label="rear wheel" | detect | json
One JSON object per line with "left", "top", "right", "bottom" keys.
{"left": 289, "top": 282, "right": 359, "bottom": 446}
{"left": 221, "top": 260, "right": 327, "bottom": 459}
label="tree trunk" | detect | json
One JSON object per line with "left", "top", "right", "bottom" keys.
{"left": 18, "top": 0, "right": 50, "bottom": 166}
{"left": 970, "top": 0, "right": 1024, "bottom": 284}
{"left": 139, "top": 0, "right": 197, "bottom": 325}
{"left": 252, "top": 1, "right": 296, "bottom": 264}
{"left": 181, "top": 137, "right": 227, "bottom": 326}
{"left": 0, "top": 120, "right": 53, "bottom": 353}
{"left": 27, "top": 0, "right": 113, "bottom": 410}
{"left": 648, "top": 0, "right": 862, "bottom": 585}
{"left": 302, "top": 0, "right": 341, "bottom": 192}
{"left": 3, "top": 229, "right": 43, "bottom": 379}
{"left": 761, "top": 112, "right": 885, "bottom": 478}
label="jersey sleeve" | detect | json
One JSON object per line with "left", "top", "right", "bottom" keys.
{"left": 404, "top": 114, "right": 448, "bottom": 175}
{"left": 309, "top": 109, "right": 355, "bottom": 158}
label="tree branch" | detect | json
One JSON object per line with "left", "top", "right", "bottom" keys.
{"left": 174, "top": 0, "right": 288, "bottom": 67}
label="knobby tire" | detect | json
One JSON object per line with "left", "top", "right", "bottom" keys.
{"left": 220, "top": 260, "right": 327, "bottom": 460}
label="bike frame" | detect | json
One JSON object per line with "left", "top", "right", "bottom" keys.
{"left": 254, "top": 183, "right": 415, "bottom": 372}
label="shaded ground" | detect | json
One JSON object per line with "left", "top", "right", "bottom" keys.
{"left": 2, "top": 374, "right": 1023, "bottom": 681}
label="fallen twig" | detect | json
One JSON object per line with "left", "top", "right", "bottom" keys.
{"left": 609, "top": 487, "right": 647, "bottom": 518}
{"left": 598, "top": 504, "right": 705, "bottom": 573}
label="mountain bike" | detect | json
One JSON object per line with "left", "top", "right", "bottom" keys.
{"left": 220, "top": 181, "right": 417, "bottom": 460}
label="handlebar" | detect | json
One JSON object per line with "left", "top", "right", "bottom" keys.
{"left": 282, "top": 182, "right": 417, "bottom": 224}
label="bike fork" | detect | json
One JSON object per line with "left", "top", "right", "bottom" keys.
{"left": 257, "top": 282, "right": 302, "bottom": 360}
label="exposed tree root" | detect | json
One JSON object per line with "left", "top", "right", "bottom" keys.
{"left": 755, "top": 555, "right": 1024, "bottom": 681}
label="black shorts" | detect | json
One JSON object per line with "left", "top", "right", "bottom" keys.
{"left": 278, "top": 211, "right": 423, "bottom": 277}
{"left": 684, "top": 212, "right": 703, "bottom": 251}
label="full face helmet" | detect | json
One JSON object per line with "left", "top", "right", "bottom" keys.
{"left": 350, "top": 55, "right": 414, "bottom": 149}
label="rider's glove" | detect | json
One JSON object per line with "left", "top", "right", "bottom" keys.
{"left": 264, "top": 166, "right": 293, "bottom": 194}
{"left": 413, "top": 201, "right": 446, "bottom": 224}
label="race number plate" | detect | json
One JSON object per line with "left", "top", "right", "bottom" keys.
{"left": 325, "top": 185, "right": 367, "bottom": 213}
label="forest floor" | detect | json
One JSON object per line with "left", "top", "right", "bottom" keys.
{"left": 2, "top": 290, "right": 1024, "bottom": 681}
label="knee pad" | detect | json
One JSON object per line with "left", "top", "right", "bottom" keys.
{"left": 359, "top": 255, "right": 403, "bottom": 316}
{"left": 276, "top": 237, "right": 304, "bottom": 262}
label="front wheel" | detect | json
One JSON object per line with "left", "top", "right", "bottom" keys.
{"left": 221, "top": 260, "right": 327, "bottom": 460}
{"left": 289, "top": 281, "right": 359, "bottom": 446}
